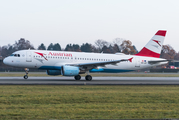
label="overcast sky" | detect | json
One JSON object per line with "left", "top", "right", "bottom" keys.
{"left": 0, "top": 0, "right": 179, "bottom": 51}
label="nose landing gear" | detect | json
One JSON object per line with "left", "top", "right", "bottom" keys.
{"left": 24, "top": 68, "right": 29, "bottom": 79}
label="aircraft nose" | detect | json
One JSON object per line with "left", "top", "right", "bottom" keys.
{"left": 3, "top": 57, "right": 10, "bottom": 65}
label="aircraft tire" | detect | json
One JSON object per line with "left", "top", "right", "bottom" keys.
{"left": 85, "top": 75, "right": 92, "bottom": 81}
{"left": 24, "top": 75, "right": 28, "bottom": 79}
{"left": 74, "top": 75, "right": 81, "bottom": 80}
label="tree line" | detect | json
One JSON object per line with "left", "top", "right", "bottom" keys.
{"left": 0, "top": 38, "right": 178, "bottom": 60}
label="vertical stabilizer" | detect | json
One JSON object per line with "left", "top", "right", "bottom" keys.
{"left": 135, "top": 30, "right": 167, "bottom": 58}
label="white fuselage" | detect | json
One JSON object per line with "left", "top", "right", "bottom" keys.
{"left": 3, "top": 50, "right": 167, "bottom": 73}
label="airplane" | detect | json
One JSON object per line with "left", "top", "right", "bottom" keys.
{"left": 3, "top": 30, "right": 168, "bottom": 81}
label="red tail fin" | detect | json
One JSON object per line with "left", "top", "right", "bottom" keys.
{"left": 135, "top": 30, "right": 167, "bottom": 58}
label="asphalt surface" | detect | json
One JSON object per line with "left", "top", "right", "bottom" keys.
{"left": 0, "top": 77, "right": 179, "bottom": 85}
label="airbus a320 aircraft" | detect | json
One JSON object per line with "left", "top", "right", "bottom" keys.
{"left": 3, "top": 30, "right": 168, "bottom": 81}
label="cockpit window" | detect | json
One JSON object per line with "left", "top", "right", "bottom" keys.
{"left": 11, "top": 54, "right": 20, "bottom": 57}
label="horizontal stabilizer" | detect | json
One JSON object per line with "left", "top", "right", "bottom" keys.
{"left": 148, "top": 60, "right": 169, "bottom": 64}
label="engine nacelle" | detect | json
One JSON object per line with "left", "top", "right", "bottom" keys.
{"left": 61, "top": 66, "right": 80, "bottom": 76}
{"left": 46, "top": 70, "right": 61, "bottom": 76}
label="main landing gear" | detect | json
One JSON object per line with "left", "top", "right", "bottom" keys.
{"left": 85, "top": 75, "right": 92, "bottom": 81}
{"left": 24, "top": 68, "right": 29, "bottom": 79}
{"left": 74, "top": 75, "right": 92, "bottom": 81}
{"left": 74, "top": 75, "right": 81, "bottom": 80}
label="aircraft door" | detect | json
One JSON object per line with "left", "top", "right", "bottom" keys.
{"left": 135, "top": 57, "right": 140, "bottom": 67}
{"left": 26, "top": 51, "right": 32, "bottom": 62}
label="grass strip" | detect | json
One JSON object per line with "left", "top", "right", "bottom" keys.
{"left": 0, "top": 85, "right": 179, "bottom": 119}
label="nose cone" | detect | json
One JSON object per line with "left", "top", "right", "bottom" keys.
{"left": 3, "top": 57, "right": 10, "bottom": 66}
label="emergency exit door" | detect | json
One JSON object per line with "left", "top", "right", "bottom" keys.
{"left": 26, "top": 51, "right": 32, "bottom": 62}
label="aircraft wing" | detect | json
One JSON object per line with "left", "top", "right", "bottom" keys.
{"left": 66, "top": 58, "right": 131, "bottom": 70}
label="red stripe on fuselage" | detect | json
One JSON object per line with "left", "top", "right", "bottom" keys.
{"left": 155, "top": 30, "right": 166, "bottom": 36}
{"left": 135, "top": 47, "right": 160, "bottom": 58}
{"left": 35, "top": 52, "right": 44, "bottom": 56}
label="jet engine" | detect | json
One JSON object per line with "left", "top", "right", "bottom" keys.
{"left": 61, "top": 65, "right": 81, "bottom": 76}
{"left": 46, "top": 70, "right": 61, "bottom": 76}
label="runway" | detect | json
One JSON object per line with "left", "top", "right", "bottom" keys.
{"left": 0, "top": 77, "right": 179, "bottom": 85}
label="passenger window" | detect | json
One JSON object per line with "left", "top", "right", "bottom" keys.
{"left": 18, "top": 54, "right": 20, "bottom": 57}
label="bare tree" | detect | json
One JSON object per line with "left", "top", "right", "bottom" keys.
{"left": 112, "top": 38, "right": 124, "bottom": 52}
{"left": 1, "top": 45, "right": 8, "bottom": 57}
{"left": 14, "top": 38, "right": 34, "bottom": 50}
{"left": 174, "top": 52, "right": 179, "bottom": 60}
{"left": 95, "top": 39, "right": 110, "bottom": 52}
{"left": 120, "top": 40, "right": 137, "bottom": 55}
{"left": 160, "top": 44, "right": 176, "bottom": 60}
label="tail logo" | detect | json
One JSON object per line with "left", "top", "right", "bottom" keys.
{"left": 135, "top": 30, "right": 166, "bottom": 58}
{"left": 152, "top": 40, "right": 161, "bottom": 46}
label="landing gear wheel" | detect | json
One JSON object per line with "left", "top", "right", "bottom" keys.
{"left": 24, "top": 75, "right": 28, "bottom": 79}
{"left": 24, "top": 68, "right": 29, "bottom": 79}
{"left": 74, "top": 75, "right": 81, "bottom": 80}
{"left": 85, "top": 75, "right": 92, "bottom": 81}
